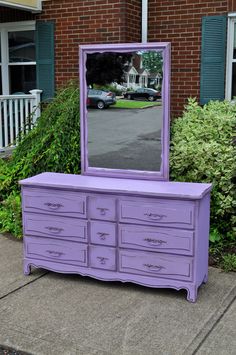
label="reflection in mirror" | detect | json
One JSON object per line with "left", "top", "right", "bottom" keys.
{"left": 86, "top": 50, "right": 163, "bottom": 172}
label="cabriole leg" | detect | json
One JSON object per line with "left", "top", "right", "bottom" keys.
{"left": 24, "top": 261, "right": 31, "bottom": 276}
{"left": 186, "top": 285, "right": 197, "bottom": 303}
{"left": 203, "top": 273, "right": 208, "bottom": 284}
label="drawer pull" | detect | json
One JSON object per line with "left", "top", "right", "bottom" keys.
{"left": 144, "top": 213, "right": 166, "bottom": 221}
{"left": 46, "top": 250, "right": 64, "bottom": 257}
{"left": 97, "top": 256, "right": 108, "bottom": 265}
{"left": 97, "top": 232, "right": 109, "bottom": 240}
{"left": 44, "top": 202, "right": 63, "bottom": 210}
{"left": 143, "top": 263, "right": 165, "bottom": 272}
{"left": 96, "top": 207, "right": 109, "bottom": 216}
{"left": 45, "top": 226, "right": 64, "bottom": 234}
{"left": 144, "top": 238, "right": 167, "bottom": 246}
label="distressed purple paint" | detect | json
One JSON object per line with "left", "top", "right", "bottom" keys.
{"left": 20, "top": 173, "right": 211, "bottom": 302}
{"left": 19, "top": 42, "right": 212, "bottom": 302}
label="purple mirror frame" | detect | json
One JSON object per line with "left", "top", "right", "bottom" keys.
{"left": 79, "top": 42, "right": 171, "bottom": 181}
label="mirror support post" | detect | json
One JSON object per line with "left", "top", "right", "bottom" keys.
{"left": 142, "top": 0, "right": 148, "bottom": 43}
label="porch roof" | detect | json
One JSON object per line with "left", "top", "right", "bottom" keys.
{"left": 0, "top": 0, "right": 42, "bottom": 12}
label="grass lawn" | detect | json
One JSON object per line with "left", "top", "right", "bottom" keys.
{"left": 114, "top": 99, "right": 161, "bottom": 109}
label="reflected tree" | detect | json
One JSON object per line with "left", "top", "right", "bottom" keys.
{"left": 142, "top": 51, "right": 163, "bottom": 73}
{"left": 86, "top": 52, "right": 132, "bottom": 86}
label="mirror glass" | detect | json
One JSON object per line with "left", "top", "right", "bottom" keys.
{"left": 80, "top": 43, "right": 170, "bottom": 180}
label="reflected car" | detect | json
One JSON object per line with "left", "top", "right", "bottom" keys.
{"left": 87, "top": 89, "right": 116, "bottom": 109}
{"left": 124, "top": 88, "right": 161, "bottom": 101}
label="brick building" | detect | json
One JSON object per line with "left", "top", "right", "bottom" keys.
{"left": 0, "top": 0, "right": 235, "bottom": 117}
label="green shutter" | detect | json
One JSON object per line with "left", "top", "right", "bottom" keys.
{"left": 200, "top": 15, "right": 227, "bottom": 105}
{"left": 36, "top": 21, "right": 55, "bottom": 101}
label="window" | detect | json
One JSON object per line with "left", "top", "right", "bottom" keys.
{"left": 129, "top": 74, "right": 136, "bottom": 84}
{"left": 141, "top": 75, "right": 146, "bottom": 87}
{"left": 226, "top": 15, "right": 236, "bottom": 100}
{"left": 0, "top": 21, "right": 36, "bottom": 95}
{"left": 0, "top": 20, "right": 54, "bottom": 100}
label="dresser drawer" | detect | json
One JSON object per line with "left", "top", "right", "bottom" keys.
{"left": 90, "top": 245, "right": 116, "bottom": 271}
{"left": 119, "top": 250, "right": 193, "bottom": 281}
{"left": 24, "top": 213, "right": 88, "bottom": 243}
{"left": 119, "top": 199, "right": 195, "bottom": 229}
{"left": 119, "top": 225, "right": 193, "bottom": 256}
{"left": 90, "top": 221, "right": 116, "bottom": 246}
{"left": 24, "top": 237, "right": 88, "bottom": 267}
{"left": 22, "top": 188, "right": 86, "bottom": 218}
{"left": 89, "top": 196, "right": 116, "bottom": 221}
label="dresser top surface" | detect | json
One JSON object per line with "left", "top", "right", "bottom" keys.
{"left": 20, "top": 172, "right": 212, "bottom": 199}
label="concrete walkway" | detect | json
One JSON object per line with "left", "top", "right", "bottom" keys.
{"left": 0, "top": 234, "right": 235, "bottom": 355}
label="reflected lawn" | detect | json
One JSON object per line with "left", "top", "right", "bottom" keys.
{"left": 113, "top": 99, "right": 161, "bottom": 109}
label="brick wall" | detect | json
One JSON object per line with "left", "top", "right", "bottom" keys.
{"left": 125, "top": 0, "right": 141, "bottom": 42}
{"left": 148, "top": 0, "right": 230, "bottom": 117}
{"left": 0, "top": 0, "right": 141, "bottom": 90}
{"left": 229, "top": 0, "right": 236, "bottom": 11}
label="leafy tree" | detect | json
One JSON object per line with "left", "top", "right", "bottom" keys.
{"left": 86, "top": 52, "right": 132, "bottom": 86}
{"left": 142, "top": 51, "right": 163, "bottom": 73}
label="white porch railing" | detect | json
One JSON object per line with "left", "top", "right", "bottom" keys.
{"left": 0, "top": 89, "right": 42, "bottom": 149}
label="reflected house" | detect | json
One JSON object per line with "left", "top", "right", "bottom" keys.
{"left": 125, "top": 66, "right": 138, "bottom": 89}
{"left": 148, "top": 72, "right": 162, "bottom": 89}
{"left": 124, "top": 53, "right": 161, "bottom": 90}
{"left": 136, "top": 68, "right": 149, "bottom": 88}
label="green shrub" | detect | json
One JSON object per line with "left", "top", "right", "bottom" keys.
{"left": 170, "top": 98, "right": 236, "bottom": 245}
{"left": 93, "top": 84, "right": 124, "bottom": 95}
{"left": 0, "top": 158, "right": 11, "bottom": 198}
{"left": 0, "top": 191, "right": 22, "bottom": 238}
{"left": 0, "top": 83, "right": 81, "bottom": 237}
{"left": 220, "top": 254, "right": 236, "bottom": 272}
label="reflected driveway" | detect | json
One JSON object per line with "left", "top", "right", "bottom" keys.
{"left": 87, "top": 106, "right": 163, "bottom": 171}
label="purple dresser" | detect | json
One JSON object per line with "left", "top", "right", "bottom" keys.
{"left": 20, "top": 42, "right": 212, "bottom": 302}
{"left": 20, "top": 172, "right": 212, "bottom": 302}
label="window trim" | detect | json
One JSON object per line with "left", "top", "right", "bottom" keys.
{"left": 0, "top": 20, "right": 36, "bottom": 31}
{"left": 225, "top": 15, "right": 236, "bottom": 100}
{"left": 0, "top": 21, "right": 36, "bottom": 95}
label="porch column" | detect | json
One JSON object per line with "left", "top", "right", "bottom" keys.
{"left": 29, "top": 89, "right": 43, "bottom": 123}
